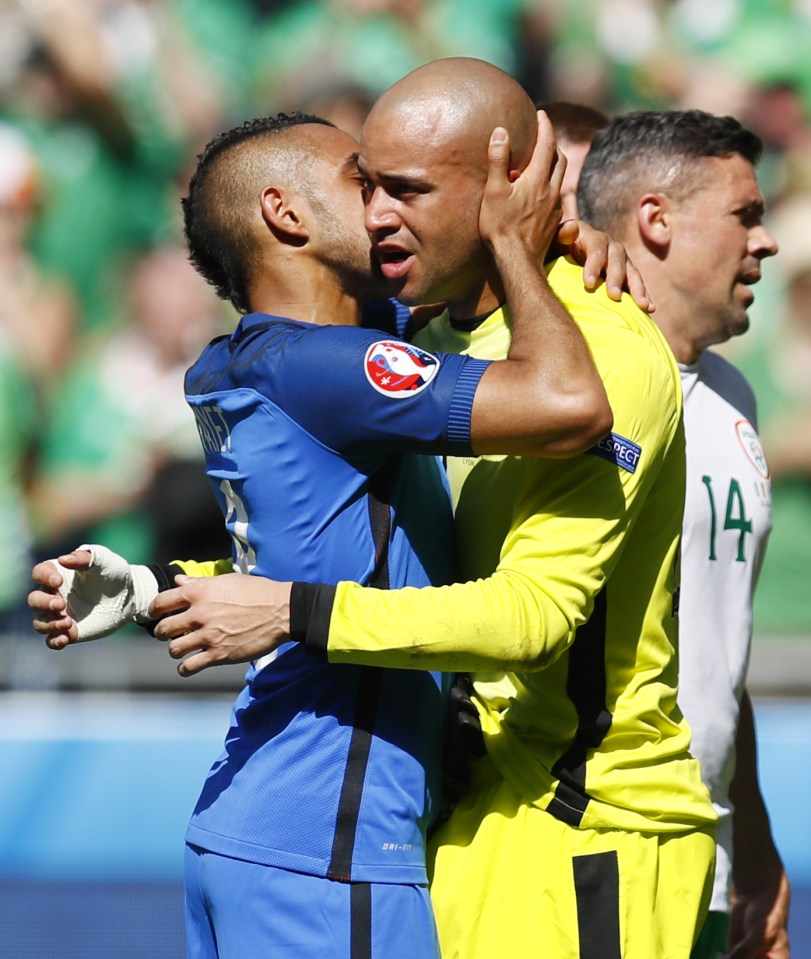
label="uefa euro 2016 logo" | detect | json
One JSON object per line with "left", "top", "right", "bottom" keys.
{"left": 364, "top": 340, "right": 440, "bottom": 396}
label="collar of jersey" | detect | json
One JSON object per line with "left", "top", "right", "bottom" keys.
{"left": 448, "top": 306, "right": 503, "bottom": 333}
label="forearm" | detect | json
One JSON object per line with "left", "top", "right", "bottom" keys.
{"left": 730, "top": 690, "right": 785, "bottom": 885}
{"left": 727, "top": 692, "right": 791, "bottom": 957}
{"left": 293, "top": 558, "right": 599, "bottom": 673}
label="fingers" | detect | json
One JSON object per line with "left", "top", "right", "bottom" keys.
{"left": 556, "top": 219, "right": 581, "bottom": 248}
{"left": 31, "top": 560, "right": 64, "bottom": 591}
{"left": 530, "top": 110, "right": 560, "bottom": 180}
{"left": 166, "top": 631, "right": 236, "bottom": 677}
{"left": 601, "top": 239, "right": 627, "bottom": 300}
{"left": 152, "top": 609, "right": 194, "bottom": 641}
{"left": 481, "top": 111, "right": 563, "bottom": 257}
{"left": 29, "top": 564, "right": 80, "bottom": 648}
{"left": 31, "top": 608, "right": 79, "bottom": 648}
{"left": 559, "top": 220, "right": 654, "bottom": 312}
{"left": 43, "top": 628, "right": 79, "bottom": 650}
{"left": 57, "top": 549, "right": 94, "bottom": 570}
{"left": 169, "top": 633, "right": 226, "bottom": 676}
{"left": 30, "top": 550, "right": 91, "bottom": 589}
{"left": 486, "top": 111, "right": 559, "bottom": 194}
{"left": 148, "top": 583, "right": 192, "bottom": 622}
{"left": 166, "top": 631, "right": 203, "bottom": 660}
{"left": 549, "top": 146, "right": 566, "bottom": 199}
{"left": 29, "top": 587, "right": 79, "bottom": 648}
{"left": 176, "top": 652, "right": 211, "bottom": 677}
{"left": 580, "top": 239, "right": 609, "bottom": 292}
{"left": 601, "top": 242, "right": 653, "bottom": 311}
{"left": 486, "top": 126, "right": 510, "bottom": 182}
{"left": 511, "top": 112, "right": 562, "bottom": 196}
{"left": 28, "top": 584, "right": 65, "bottom": 614}
{"left": 624, "top": 258, "right": 654, "bottom": 312}
{"left": 31, "top": 610, "right": 72, "bottom": 634}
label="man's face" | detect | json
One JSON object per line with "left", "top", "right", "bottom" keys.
{"left": 357, "top": 108, "right": 490, "bottom": 313}
{"left": 667, "top": 154, "right": 777, "bottom": 351}
{"left": 303, "top": 125, "right": 388, "bottom": 300}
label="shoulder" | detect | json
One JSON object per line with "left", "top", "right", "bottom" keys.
{"left": 699, "top": 349, "right": 754, "bottom": 395}
{"left": 546, "top": 256, "right": 649, "bottom": 332}
{"left": 547, "top": 257, "right": 675, "bottom": 367}
{"left": 696, "top": 350, "right": 758, "bottom": 421}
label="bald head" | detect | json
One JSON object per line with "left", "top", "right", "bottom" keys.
{"left": 367, "top": 58, "right": 537, "bottom": 176}
{"left": 357, "top": 59, "right": 542, "bottom": 313}
{"left": 183, "top": 114, "right": 336, "bottom": 313}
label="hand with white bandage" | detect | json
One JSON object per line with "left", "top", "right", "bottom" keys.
{"left": 28, "top": 545, "right": 160, "bottom": 648}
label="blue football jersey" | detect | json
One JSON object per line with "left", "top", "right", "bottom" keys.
{"left": 183, "top": 312, "right": 489, "bottom": 884}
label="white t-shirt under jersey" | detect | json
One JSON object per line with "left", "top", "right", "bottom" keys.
{"left": 678, "top": 349, "right": 773, "bottom": 912}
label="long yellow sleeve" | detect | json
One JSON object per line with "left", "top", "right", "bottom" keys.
{"left": 172, "top": 558, "right": 234, "bottom": 577}
{"left": 323, "top": 284, "right": 682, "bottom": 674}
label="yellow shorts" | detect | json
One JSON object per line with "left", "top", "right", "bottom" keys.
{"left": 428, "top": 756, "right": 716, "bottom": 959}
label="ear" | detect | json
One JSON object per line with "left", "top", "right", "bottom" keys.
{"left": 260, "top": 186, "right": 310, "bottom": 242}
{"left": 637, "top": 192, "right": 671, "bottom": 254}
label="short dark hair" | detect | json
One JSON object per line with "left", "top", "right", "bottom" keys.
{"left": 536, "top": 100, "right": 609, "bottom": 146}
{"left": 577, "top": 109, "right": 764, "bottom": 235}
{"left": 181, "top": 113, "right": 334, "bottom": 314}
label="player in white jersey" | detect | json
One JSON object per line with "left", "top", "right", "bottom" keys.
{"left": 679, "top": 352, "right": 772, "bottom": 915}
{"left": 579, "top": 109, "right": 789, "bottom": 959}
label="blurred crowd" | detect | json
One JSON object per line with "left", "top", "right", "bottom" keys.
{"left": 1, "top": 0, "right": 810, "bottom": 687}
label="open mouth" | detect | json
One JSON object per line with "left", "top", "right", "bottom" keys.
{"left": 374, "top": 246, "right": 414, "bottom": 281}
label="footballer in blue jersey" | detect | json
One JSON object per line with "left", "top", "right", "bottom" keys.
{"left": 183, "top": 313, "right": 488, "bottom": 887}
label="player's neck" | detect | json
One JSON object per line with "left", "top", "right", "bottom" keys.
{"left": 249, "top": 275, "right": 362, "bottom": 326}
{"left": 446, "top": 282, "right": 502, "bottom": 325}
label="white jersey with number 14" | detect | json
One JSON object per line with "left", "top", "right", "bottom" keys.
{"left": 677, "top": 349, "right": 772, "bottom": 912}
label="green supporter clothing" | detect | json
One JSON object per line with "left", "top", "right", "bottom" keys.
{"left": 12, "top": 115, "right": 171, "bottom": 333}
{"left": 250, "top": 0, "right": 526, "bottom": 100}
{"left": 37, "top": 331, "right": 205, "bottom": 563}
{"left": 300, "top": 256, "right": 716, "bottom": 835}
{"left": 0, "top": 334, "right": 37, "bottom": 613}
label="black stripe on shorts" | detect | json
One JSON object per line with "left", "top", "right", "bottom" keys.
{"left": 350, "top": 882, "right": 373, "bottom": 959}
{"left": 572, "top": 850, "right": 621, "bottom": 959}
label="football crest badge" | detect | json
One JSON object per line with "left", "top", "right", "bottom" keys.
{"left": 364, "top": 341, "right": 440, "bottom": 396}
{"left": 735, "top": 419, "right": 769, "bottom": 479}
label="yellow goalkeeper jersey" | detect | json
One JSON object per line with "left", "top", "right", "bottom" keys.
{"left": 320, "top": 257, "right": 716, "bottom": 834}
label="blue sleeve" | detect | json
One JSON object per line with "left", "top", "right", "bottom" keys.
{"left": 253, "top": 324, "right": 488, "bottom": 456}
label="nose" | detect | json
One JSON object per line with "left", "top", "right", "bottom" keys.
{"left": 364, "top": 188, "right": 400, "bottom": 235}
{"left": 751, "top": 223, "right": 779, "bottom": 260}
